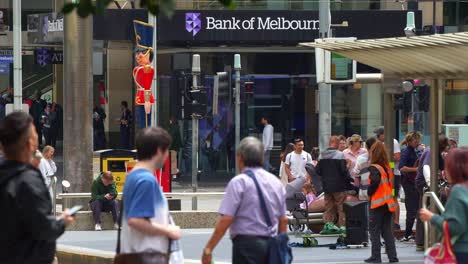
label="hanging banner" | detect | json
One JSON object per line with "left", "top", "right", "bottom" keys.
{"left": 27, "top": 13, "right": 64, "bottom": 44}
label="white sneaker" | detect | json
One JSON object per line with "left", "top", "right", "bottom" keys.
{"left": 95, "top": 224, "right": 102, "bottom": 231}
{"left": 114, "top": 223, "right": 119, "bottom": 230}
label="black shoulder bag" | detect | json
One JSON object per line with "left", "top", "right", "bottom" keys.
{"left": 114, "top": 200, "right": 171, "bottom": 264}
{"left": 244, "top": 170, "right": 293, "bottom": 264}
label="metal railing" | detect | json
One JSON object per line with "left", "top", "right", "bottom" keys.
{"left": 422, "top": 191, "right": 445, "bottom": 250}
{"left": 56, "top": 192, "right": 226, "bottom": 211}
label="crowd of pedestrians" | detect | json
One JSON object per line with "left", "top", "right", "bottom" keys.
{"left": 1, "top": 106, "right": 467, "bottom": 264}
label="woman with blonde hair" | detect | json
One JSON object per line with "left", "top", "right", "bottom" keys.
{"left": 39, "top": 145, "right": 57, "bottom": 198}
{"left": 398, "top": 131, "right": 423, "bottom": 242}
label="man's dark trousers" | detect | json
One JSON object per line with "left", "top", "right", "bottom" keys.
{"left": 232, "top": 235, "right": 270, "bottom": 264}
{"left": 401, "top": 176, "right": 419, "bottom": 238}
{"left": 90, "top": 199, "right": 118, "bottom": 224}
{"left": 120, "top": 127, "right": 131, "bottom": 149}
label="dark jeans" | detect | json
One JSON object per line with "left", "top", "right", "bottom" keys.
{"left": 369, "top": 206, "right": 398, "bottom": 261}
{"left": 455, "top": 252, "right": 468, "bottom": 264}
{"left": 402, "top": 176, "right": 419, "bottom": 238}
{"left": 35, "top": 122, "right": 43, "bottom": 146}
{"left": 90, "top": 199, "right": 118, "bottom": 224}
{"left": 232, "top": 235, "right": 270, "bottom": 264}
{"left": 120, "top": 127, "right": 131, "bottom": 149}
{"left": 44, "top": 127, "right": 57, "bottom": 147}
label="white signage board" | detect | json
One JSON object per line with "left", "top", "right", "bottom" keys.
{"left": 315, "top": 37, "right": 357, "bottom": 84}
{"left": 5, "top": 104, "right": 30, "bottom": 115}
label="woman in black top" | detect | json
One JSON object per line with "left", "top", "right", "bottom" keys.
{"left": 398, "top": 131, "right": 422, "bottom": 242}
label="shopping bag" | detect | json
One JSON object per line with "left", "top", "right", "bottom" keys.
{"left": 424, "top": 221, "right": 458, "bottom": 264}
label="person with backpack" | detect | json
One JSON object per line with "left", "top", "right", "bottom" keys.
{"left": 0, "top": 112, "right": 75, "bottom": 264}
{"left": 201, "top": 137, "right": 289, "bottom": 264}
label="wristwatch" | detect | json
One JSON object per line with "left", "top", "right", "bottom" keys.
{"left": 203, "top": 248, "right": 212, "bottom": 256}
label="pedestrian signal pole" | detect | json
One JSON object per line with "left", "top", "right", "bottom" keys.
{"left": 234, "top": 54, "right": 241, "bottom": 174}
{"left": 191, "top": 54, "right": 201, "bottom": 210}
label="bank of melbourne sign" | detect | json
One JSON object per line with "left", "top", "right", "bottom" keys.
{"left": 186, "top": 13, "right": 319, "bottom": 36}
{"left": 159, "top": 10, "right": 421, "bottom": 44}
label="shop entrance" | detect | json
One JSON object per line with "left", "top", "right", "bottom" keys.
{"left": 158, "top": 52, "right": 318, "bottom": 179}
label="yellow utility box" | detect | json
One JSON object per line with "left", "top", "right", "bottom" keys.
{"left": 93, "top": 149, "right": 137, "bottom": 193}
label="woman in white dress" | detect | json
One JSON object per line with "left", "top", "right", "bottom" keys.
{"left": 39, "top": 146, "right": 57, "bottom": 199}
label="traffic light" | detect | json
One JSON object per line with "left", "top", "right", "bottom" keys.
{"left": 217, "top": 72, "right": 230, "bottom": 100}
{"left": 417, "top": 85, "right": 430, "bottom": 112}
{"left": 183, "top": 74, "right": 207, "bottom": 119}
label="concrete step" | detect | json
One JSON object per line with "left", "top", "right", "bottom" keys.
{"left": 67, "top": 211, "right": 219, "bottom": 231}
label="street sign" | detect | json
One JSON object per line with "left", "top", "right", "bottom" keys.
{"left": 315, "top": 37, "right": 357, "bottom": 84}
{"left": 0, "top": 55, "right": 13, "bottom": 63}
{"left": 0, "top": 62, "right": 10, "bottom": 75}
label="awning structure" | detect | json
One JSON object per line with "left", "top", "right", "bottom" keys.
{"left": 300, "top": 32, "right": 468, "bottom": 79}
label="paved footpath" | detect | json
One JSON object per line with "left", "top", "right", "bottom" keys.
{"left": 58, "top": 229, "right": 424, "bottom": 264}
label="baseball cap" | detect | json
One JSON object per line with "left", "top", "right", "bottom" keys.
{"left": 374, "top": 127, "right": 384, "bottom": 136}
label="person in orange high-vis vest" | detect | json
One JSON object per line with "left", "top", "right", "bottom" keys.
{"left": 365, "top": 142, "right": 399, "bottom": 264}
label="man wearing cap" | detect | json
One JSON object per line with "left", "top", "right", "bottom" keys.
{"left": 374, "top": 127, "right": 402, "bottom": 230}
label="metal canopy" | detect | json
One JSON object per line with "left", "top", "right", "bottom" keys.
{"left": 300, "top": 32, "right": 468, "bottom": 79}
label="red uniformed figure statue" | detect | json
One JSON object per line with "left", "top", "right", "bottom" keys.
{"left": 133, "top": 20, "right": 155, "bottom": 128}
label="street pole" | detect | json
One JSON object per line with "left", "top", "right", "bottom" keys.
{"left": 382, "top": 75, "right": 396, "bottom": 161}
{"left": 13, "top": 0, "right": 22, "bottom": 110}
{"left": 428, "top": 79, "right": 440, "bottom": 246}
{"left": 63, "top": 0, "right": 94, "bottom": 192}
{"left": 149, "top": 13, "right": 158, "bottom": 126}
{"left": 318, "top": 0, "right": 332, "bottom": 151}
{"left": 191, "top": 54, "right": 201, "bottom": 210}
{"left": 234, "top": 54, "right": 241, "bottom": 174}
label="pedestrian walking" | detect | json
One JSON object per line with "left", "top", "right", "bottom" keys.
{"left": 338, "top": 135, "right": 347, "bottom": 152}
{"left": 117, "top": 127, "right": 181, "bottom": 262}
{"left": 279, "top": 143, "right": 295, "bottom": 186}
{"left": 261, "top": 116, "right": 274, "bottom": 172}
{"left": 420, "top": 147, "right": 468, "bottom": 263}
{"left": 119, "top": 101, "right": 132, "bottom": 149}
{"left": 0, "top": 112, "right": 75, "bottom": 264}
{"left": 343, "top": 134, "right": 367, "bottom": 187}
{"left": 201, "top": 137, "right": 288, "bottom": 264}
{"left": 285, "top": 138, "right": 313, "bottom": 182}
{"left": 90, "top": 171, "right": 119, "bottom": 231}
{"left": 365, "top": 141, "right": 399, "bottom": 263}
{"left": 352, "top": 137, "right": 377, "bottom": 200}
{"left": 43, "top": 104, "right": 57, "bottom": 147}
{"left": 398, "top": 131, "right": 423, "bottom": 242}
{"left": 414, "top": 134, "right": 449, "bottom": 251}
{"left": 30, "top": 92, "right": 47, "bottom": 147}
{"left": 374, "top": 127, "right": 402, "bottom": 230}
{"left": 93, "top": 103, "right": 107, "bottom": 150}
{"left": 39, "top": 145, "right": 57, "bottom": 200}
{"left": 49, "top": 103, "right": 59, "bottom": 148}
{"left": 316, "top": 136, "right": 354, "bottom": 227}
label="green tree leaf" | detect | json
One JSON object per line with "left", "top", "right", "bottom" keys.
{"left": 61, "top": 3, "right": 77, "bottom": 14}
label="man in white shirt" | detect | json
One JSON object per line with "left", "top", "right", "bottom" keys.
{"left": 374, "top": 127, "right": 402, "bottom": 230}
{"left": 261, "top": 117, "right": 274, "bottom": 172}
{"left": 285, "top": 138, "right": 313, "bottom": 182}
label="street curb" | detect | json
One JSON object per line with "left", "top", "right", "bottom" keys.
{"left": 67, "top": 211, "right": 220, "bottom": 231}
{"left": 56, "top": 245, "right": 114, "bottom": 264}
{"left": 56, "top": 244, "right": 221, "bottom": 264}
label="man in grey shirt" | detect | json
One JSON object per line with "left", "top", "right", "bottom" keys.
{"left": 201, "top": 137, "right": 287, "bottom": 264}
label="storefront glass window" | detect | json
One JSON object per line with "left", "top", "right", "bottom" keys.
{"left": 331, "top": 83, "right": 383, "bottom": 140}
